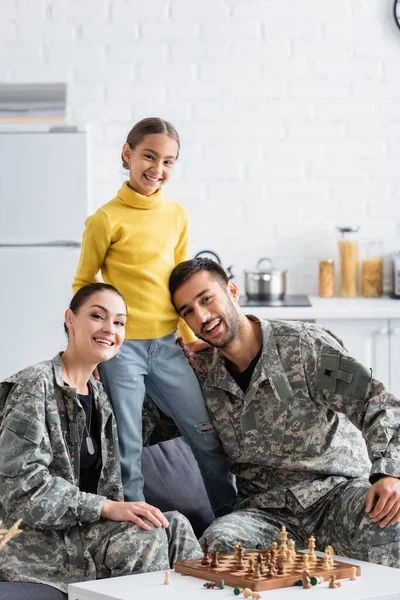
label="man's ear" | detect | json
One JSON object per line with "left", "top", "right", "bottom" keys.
{"left": 227, "top": 280, "right": 240, "bottom": 302}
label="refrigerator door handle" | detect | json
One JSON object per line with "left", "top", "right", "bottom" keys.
{"left": 0, "top": 241, "right": 81, "bottom": 247}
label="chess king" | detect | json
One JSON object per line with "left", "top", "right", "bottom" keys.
{"left": 150, "top": 257, "right": 400, "bottom": 568}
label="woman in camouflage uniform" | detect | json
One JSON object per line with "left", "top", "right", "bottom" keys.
{"left": 0, "top": 283, "right": 201, "bottom": 594}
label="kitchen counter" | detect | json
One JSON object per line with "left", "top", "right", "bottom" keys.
{"left": 240, "top": 296, "right": 400, "bottom": 320}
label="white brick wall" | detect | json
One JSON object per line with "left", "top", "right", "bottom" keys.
{"left": 2, "top": 0, "right": 400, "bottom": 294}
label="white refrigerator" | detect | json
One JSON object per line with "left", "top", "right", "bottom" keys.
{"left": 0, "top": 129, "right": 89, "bottom": 379}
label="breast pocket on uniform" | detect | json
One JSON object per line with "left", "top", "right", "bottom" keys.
{"left": 242, "top": 381, "right": 287, "bottom": 458}
{"left": 280, "top": 379, "right": 326, "bottom": 457}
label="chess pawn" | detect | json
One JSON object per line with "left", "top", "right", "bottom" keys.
{"left": 163, "top": 571, "right": 170, "bottom": 585}
{"left": 322, "top": 553, "right": 330, "bottom": 571}
{"left": 350, "top": 567, "right": 358, "bottom": 581}
{"left": 270, "top": 543, "right": 277, "bottom": 560}
{"left": 210, "top": 550, "right": 219, "bottom": 569}
{"left": 246, "top": 558, "right": 255, "bottom": 576}
{"left": 302, "top": 553, "right": 310, "bottom": 569}
{"left": 243, "top": 588, "right": 253, "bottom": 598}
{"left": 329, "top": 575, "right": 336, "bottom": 589}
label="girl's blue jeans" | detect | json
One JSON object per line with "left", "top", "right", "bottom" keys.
{"left": 99, "top": 330, "right": 236, "bottom": 517}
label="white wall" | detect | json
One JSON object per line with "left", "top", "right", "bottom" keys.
{"left": 2, "top": 0, "right": 400, "bottom": 294}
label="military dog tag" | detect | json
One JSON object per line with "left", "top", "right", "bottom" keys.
{"left": 86, "top": 435, "right": 95, "bottom": 455}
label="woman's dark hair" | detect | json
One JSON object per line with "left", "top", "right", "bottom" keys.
{"left": 121, "top": 117, "right": 180, "bottom": 169}
{"left": 64, "top": 283, "right": 126, "bottom": 336}
{"left": 169, "top": 258, "right": 229, "bottom": 307}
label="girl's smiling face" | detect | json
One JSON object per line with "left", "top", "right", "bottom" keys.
{"left": 122, "top": 133, "right": 179, "bottom": 196}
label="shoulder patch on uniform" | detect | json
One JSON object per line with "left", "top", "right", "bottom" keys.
{"left": 319, "top": 351, "right": 371, "bottom": 399}
{"left": 5, "top": 409, "right": 43, "bottom": 444}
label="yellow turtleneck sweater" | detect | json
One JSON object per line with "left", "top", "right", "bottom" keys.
{"left": 72, "top": 182, "right": 194, "bottom": 341}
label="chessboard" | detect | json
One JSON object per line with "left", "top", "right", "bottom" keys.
{"left": 175, "top": 530, "right": 362, "bottom": 592}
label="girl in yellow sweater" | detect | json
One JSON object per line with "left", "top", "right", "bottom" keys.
{"left": 73, "top": 117, "right": 235, "bottom": 517}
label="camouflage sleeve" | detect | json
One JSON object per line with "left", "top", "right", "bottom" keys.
{"left": 191, "top": 348, "right": 215, "bottom": 388}
{"left": 301, "top": 324, "right": 400, "bottom": 480}
{"left": 0, "top": 381, "right": 106, "bottom": 530}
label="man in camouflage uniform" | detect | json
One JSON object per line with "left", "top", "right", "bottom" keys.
{"left": 167, "top": 257, "right": 400, "bottom": 568}
{"left": 0, "top": 355, "right": 201, "bottom": 593}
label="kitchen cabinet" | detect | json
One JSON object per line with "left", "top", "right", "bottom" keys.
{"left": 390, "top": 319, "right": 400, "bottom": 397}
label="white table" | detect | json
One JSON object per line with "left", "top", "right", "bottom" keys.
{"left": 68, "top": 557, "right": 400, "bottom": 600}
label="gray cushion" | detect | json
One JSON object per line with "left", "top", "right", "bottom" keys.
{"left": 0, "top": 582, "right": 66, "bottom": 600}
{"left": 142, "top": 436, "right": 214, "bottom": 538}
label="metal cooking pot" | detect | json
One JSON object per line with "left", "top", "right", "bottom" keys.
{"left": 245, "top": 257, "right": 287, "bottom": 300}
{"left": 194, "top": 250, "right": 234, "bottom": 280}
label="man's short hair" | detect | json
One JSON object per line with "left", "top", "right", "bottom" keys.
{"left": 169, "top": 258, "right": 229, "bottom": 304}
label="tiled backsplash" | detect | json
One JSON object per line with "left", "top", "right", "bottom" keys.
{"left": 1, "top": 0, "right": 399, "bottom": 294}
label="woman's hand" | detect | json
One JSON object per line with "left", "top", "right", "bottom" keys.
{"left": 177, "top": 337, "right": 210, "bottom": 366}
{"left": 101, "top": 499, "right": 169, "bottom": 531}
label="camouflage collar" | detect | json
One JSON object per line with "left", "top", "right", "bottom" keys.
{"left": 203, "top": 315, "right": 268, "bottom": 397}
{"left": 257, "top": 318, "right": 294, "bottom": 403}
{"left": 203, "top": 316, "right": 294, "bottom": 405}
{"left": 52, "top": 353, "right": 103, "bottom": 398}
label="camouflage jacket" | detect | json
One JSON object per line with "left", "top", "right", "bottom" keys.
{"left": 0, "top": 354, "right": 123, "bottom": 588}
{"left": 192, "top": 317, "right": 400, "bottom": 511}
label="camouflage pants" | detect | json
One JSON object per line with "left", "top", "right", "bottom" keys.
{"left": 84, "top": 510, "right": 202, "bottom": 581}
{"left": 201, "top": 479, "right": 400, "bottom": 568}
{"left": 0, "top": 511, "right": 201, "bottom": 593}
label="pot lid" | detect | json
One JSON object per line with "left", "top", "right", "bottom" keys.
{"left": 245, "top": 257, "right": 287, "bottom": 275}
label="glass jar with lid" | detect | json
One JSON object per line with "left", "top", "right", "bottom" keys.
{"left": 319, "top": 259, "right": 335, "bottom": 297}
{"left": 337, "top": 226, "right": 359, "bottom": 297}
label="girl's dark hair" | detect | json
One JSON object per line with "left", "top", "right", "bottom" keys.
{"left": 122, "top": 117, "right": 180, "bottom": 169}
{"left": 64, "top": 283, "right": 126, "bottom": 336}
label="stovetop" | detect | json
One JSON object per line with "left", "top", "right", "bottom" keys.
{"left": 239, "top": 294, "right": 311, "bottom": 307}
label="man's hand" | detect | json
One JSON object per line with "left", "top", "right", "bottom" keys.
{"left": 101, "top": 500, "right": 169, "bottom": 531}
{"left": 177, "top": 337, "right": 210, "bottom": 366}
{"left": 365, "top": 476, "right": 400, "bottom": 528}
